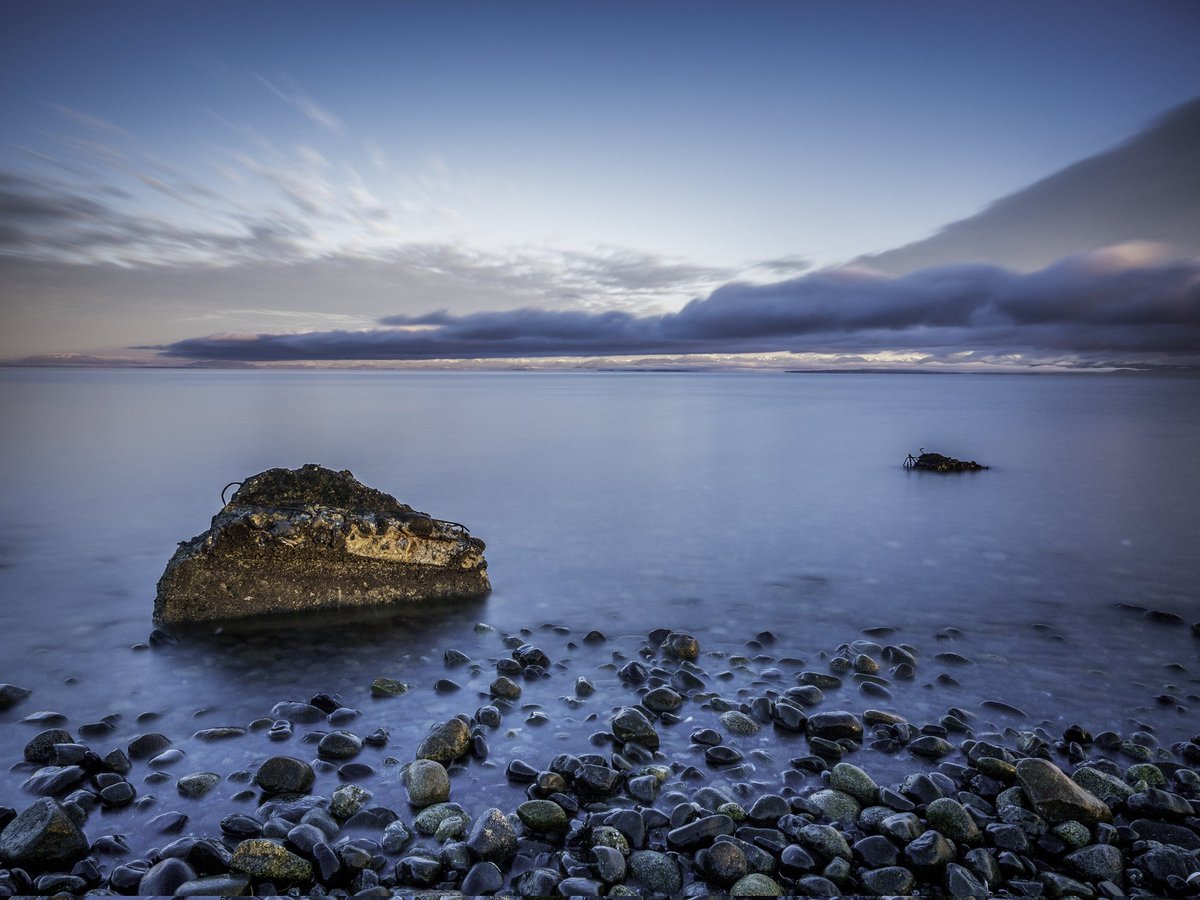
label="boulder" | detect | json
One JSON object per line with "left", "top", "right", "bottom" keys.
{"left": 0, "top": 798, "right": 89, "bottom": 871}
{"left": 154, "top": 464, "right": 489, "bottom": 623}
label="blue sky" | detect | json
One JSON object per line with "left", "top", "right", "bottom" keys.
{"left": 2, "top": 1, "right": 1198, "bottom": 366}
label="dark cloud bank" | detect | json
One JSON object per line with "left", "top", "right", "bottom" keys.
{"left": 160, "top": 250, "right": 1200, "bottom": 368}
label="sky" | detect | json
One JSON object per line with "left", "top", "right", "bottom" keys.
{"left": 1, "top": 0, "right": 1198, "bottom": 369}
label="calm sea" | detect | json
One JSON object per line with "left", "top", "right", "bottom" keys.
{"left": 1, "top": 369, "right": 1197, "bottom": 836}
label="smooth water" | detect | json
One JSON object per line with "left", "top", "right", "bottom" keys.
{"left": 1, "top": 369, "right": 1197, "bottom": 840}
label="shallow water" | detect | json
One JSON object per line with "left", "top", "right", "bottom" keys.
{"left": 1, "top": 369, "right": 1197, "bottom": 845}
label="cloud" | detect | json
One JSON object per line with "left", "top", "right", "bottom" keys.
{"left": 859, "top": 97, "right": 1200, "bottom": 274}
{"left": 156, "top": 248, "right": 1200, "bottom": 368}
{"left": 254, "top": 73, "right": 344, "bottom": 135}
{"left": 0, "top": 169, "right": 313, "bottom": 265}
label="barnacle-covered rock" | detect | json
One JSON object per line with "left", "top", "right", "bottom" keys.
{"left": 154, "top": 464, "right": 489, "bottom": 623}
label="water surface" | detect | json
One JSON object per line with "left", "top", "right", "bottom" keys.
{"left": 1, "top": 370, "right": 1197, "bottom": 840}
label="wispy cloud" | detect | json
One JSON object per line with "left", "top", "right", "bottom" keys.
{"left": 253, "top": 73, "right": 344, "bottom": 135}
{"left": 155, "top": 248, "right": 1200, "bottom": 369}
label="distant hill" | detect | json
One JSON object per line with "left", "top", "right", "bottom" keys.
{"left": 856, "top": 98, "right": 1200, "bottom": 274}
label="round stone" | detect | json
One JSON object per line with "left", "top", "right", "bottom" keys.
{"left": 490, "top": 676, "right": 522, "bottom": 699}
{"left": 254, "top": 756, "right": 315, "bottom": 795}
{"left": 808, "top": 788, "right": 861, "bottom": 823}
{"left": 177, "top": 772, "right": 221, "bottom": 799}
{"left": 701, "top": 840, "right": 748, "bottom": 885}
{"left": 926, "top": 797, "right": 981, "bottom": 845}
{"left": 628, "top": 850, "right": 682, "bottom": 894}
{"left": 830, "top": 762, "right": 879, "bottom": 805}
{"left": 404, "top": 759, "right": 450, "bottom": 808}
{"left": 730, "top": 873, "right": 784, "bottom": 896}
{"left": 517, "top": 799, "right": 569, "bottom": 833}
{"left": 662, "top": 633, "right": 700, "bottom": 660}
{"left": 719, "top": 711, "right": 760, "bottom": 736}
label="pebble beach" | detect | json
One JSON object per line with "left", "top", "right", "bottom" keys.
{"left": 3, "top": 622, "right": 1199, "bottom": 897}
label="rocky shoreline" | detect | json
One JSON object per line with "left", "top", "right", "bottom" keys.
{"left": 2, "top": 627, "right": 1199, "bottom": 897}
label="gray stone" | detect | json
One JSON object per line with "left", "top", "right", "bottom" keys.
{"left": 516, "top": 867, "right": 563, "bottom": 896}
{"left": 628, "top": 850, "right": 682, "bottom": 894}
{"left": 24, "top": 729, "right": 73, "bottom": 764}
{"left": 0, "top": 798, "right": 89, "bottom": 871}
{"left": 317, "top": 730, "right": 361, "bottom": 759}
{"left": 329, "top": 783, "right": 371, "bottom": 819}
{"left": 668, "top": 814, "right": 735, "bottom": 849}
{"left": 516, "top": 799, "right": 569, "bottom": 833}
{"left": 0, "top": 684, "right": 31, "bottom": 710}
{"left": 466, "top": 807, "right": 517, "bottom": 862}
{"left": 853, "top": 835, "right": 899, "bottom": 868}
{"left": 860, "top": 866, "right": 915, "bottom": 896}
{"left": 229, "top": 838, "right": 314, "bottom": 881}
{"left": 806, "top": 711, "right": 863, "bottom": 742}
{"left": 461, "top": 861, "right": 504, "bottom": 895}
{"left": 255, "top": 756, "right": 314, "bottom": 794}
{"left": 593, "top": 844, "right": 627, "bottom": 883}
{"left": 1016, "top": 758, "right": 1113, "bottom": 826}
{"left": 829, "top": 763, "right": 878, "bottom": 805}
{"left": 413, "top": 802, "right": 471, "bottom": 836}
{"left": 371, "top": 677, "right": 410, "bottom": 698}
{"left": 797, "top": 824, "right": 852, "bottom": 862}
{"left": 405, "top": 759, "right": 451, "bottom": 807}
{"left": 1067, "top": 844, "right": 1124, "bottom": 883}
{"left": 174, "top": 874, "right": 252, "bottom": 896}
{"left": 382, "top": 820, "right": 412, "bottom": 852}
{"left": 416, "top": 719, "right": 471, "bottom": 763}
{"left": 1040, "top": 871, "right": 1097, "bottom": 897}
{"left": 908, "top": 734, "right": 954, "bottom": 757}
{"left": 808, "top": 789, "right": 860, "bottom": 823}
{"left": 1071, "top": 766, "right": 1134, "bottom": 802}
{"left": 878, "top": 812, "right": 925, "bottom": 844}
{"left": 558, "top": 876, "right": 603, "bottom": 895}
{"left": 1127, "top": 787, "right": 1194, "bottom": 820}
{"left": 720, "top": 710, "right": 760, "bottom": 736}
{"left": 662, "top": 632, "right": 700, "bottom": 660}
{"left": 138, "top": 858, "right": 196, "bottom": 896}
{"left": 904, "top": 829, "right": 956, "bottom": 869}
{"left": 489, "top": 675, "right": 521, "bottom": 699}
{"left": 643, "top": 687, "right": 684, "bottom": 712}
{"left": 730, "top": 872, "right": 784, "bottom": 895}
{"left": 154, "top": 465, "right": 489, "bottom": 623}
{"left": 945, "top": 862, "right": 989, "bottom": 897}
{"left": 177, "top": 772, "right": 221, "bottom": 799}
{"left": 612, "top": 707, "right": 659, "bottom": 749}
{"left": 1130, "top": 818, "right": 1200, "bottom": 849}
{"left": 926, "top": 797, "right": 981, "bottom": 845}
{"left": 22, "top": 765, "right": 84, "bottom": 795}
{"left": 1138, "top": 845, "right": 1199, "bottom": 884}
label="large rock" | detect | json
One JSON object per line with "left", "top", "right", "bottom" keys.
{"left": 154, "top": 464, "right": 489, "bottom": 622}
{"left": 0, "top": 798, "right": 89, "bottom": 871}
{"left": 1015, "top": 758, "right": 1113, "bottom": 826}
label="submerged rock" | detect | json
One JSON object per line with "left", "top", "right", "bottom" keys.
{"left": 154, "top": 464, "right": 489, "bottom": 623}
{"left": 904, "top": 450, "right": 989, "bottom": 472}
